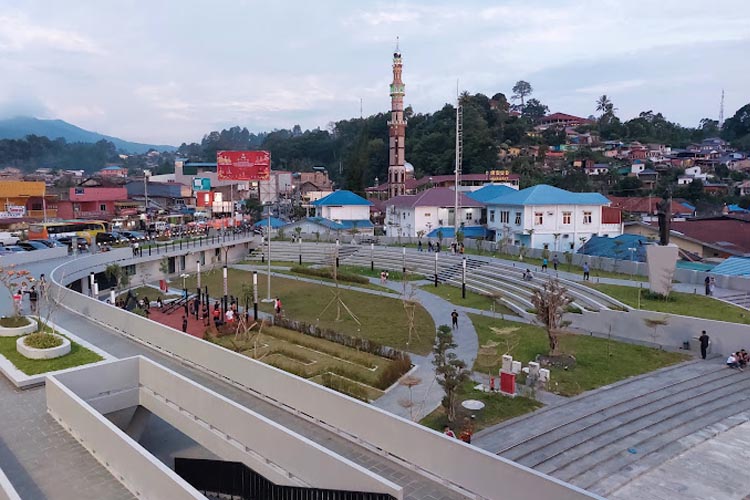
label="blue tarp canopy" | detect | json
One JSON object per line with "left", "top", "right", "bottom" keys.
{"left": 425, "top": 226, "right": 488, "bottom": 239}
{"left": 253, "top": 217, "right": 286, "bottom": 228}
{"left": 578, "top": 234, "right": 651, "bottom": 262}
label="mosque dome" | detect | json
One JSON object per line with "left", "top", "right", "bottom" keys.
{"left": 404, "top": 162, "right": 414, "bottom": 173}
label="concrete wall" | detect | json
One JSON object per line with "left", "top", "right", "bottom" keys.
{"left": 0, "top": 246, "right": 67, "bottom": 266}
{"left": 0, "top": 467, "right": 20, "bottom": 500}
{"left": 48, "top": 250, "right": 601, "bottom": 500}
{"left": 46, "top": 359, "right": 205, "bottom": 500}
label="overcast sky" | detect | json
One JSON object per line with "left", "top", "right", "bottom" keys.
{"left": 0, "top": 0, "right": 748, "bottom": 145}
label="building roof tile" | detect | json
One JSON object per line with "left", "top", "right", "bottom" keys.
{"left": 486, "top": 184, "right": 609, "bottom": 206}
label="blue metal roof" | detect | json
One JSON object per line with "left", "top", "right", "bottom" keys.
{"left": 253, "top": 217, "right": 286, "bottom": 228}
{"left": 286, "top": 217, "right": 374, "bottom": 231}
{"left": 578, "top": 234, "right": 651, "bottom": 262}
{"left": 426, "top": 226, "right": 488, "bottom": 239}
{"left": 337, "top": 219, "right": 374, "bottom": 229}
{"left": 710, "top": 257, "right": 750, "bottom": 277}
{"left": 485, "top": 184, "right": 610, "bottom": 206}
{"left": 465, "top": 185, "right": 516, "bottom": 203}
{"left": 311, "top": 190, "right": 372, "bottom": 207}
{"left": 728, "top": 204, "right": 750, "bottom": 213}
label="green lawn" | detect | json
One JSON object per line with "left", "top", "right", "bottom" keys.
{"left": 469, "top": 315, "right": 688, "bottom": 396}
{"left": 587, "top": 283, "right": 750, "bottom": 324}
{"left": 175, "top": 269, "right": 436, "bottom": 354}
{"left": 126, "top": 286, "right": 181, "bottom": 301}
{"left": 279, "top": 267, "right": 394, "bottom": 293}
{"left": 0, "top": 335, "right": 103, "bottom": 375}
{"left": 339, "top": 265, "right": 425, "bottom": 281}
{"left": 419, "top": 284, "right": 516, "bottom": 316}
{"left": 420, "top": 379, "right": 542, "bottom": 433}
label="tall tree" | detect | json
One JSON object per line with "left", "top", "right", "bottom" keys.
{"left": 432, "top": 325, "right": 470, "bottom": 423}
{"left": 595, "top": 95, "right": 613, "bottom": 115}
{"left": 512, "top": 80, "right": 533, "bottom": 107}
{"left": 522, "top": 98, "right": 549, "bottom": 121}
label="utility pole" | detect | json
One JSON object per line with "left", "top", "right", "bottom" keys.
{"left": 719, "top": 89, "right": 725, "bottom": 129}
{"left": 454, "top": 81, "right": 463, "bottom": 238}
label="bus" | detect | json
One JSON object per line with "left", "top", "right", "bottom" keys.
{"left": 28, "top": 220, "right": 109, "bottom": 243}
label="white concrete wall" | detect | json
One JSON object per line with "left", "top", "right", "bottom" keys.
{"left": 48, "top": 252, "right": 601, "bottom": 500}
{"left": 0, "top": 246, "right": 67, "bottom": 266}
{"left": 319, "top": 205, "right": 370, "bottom": 221}
{"left": 0, "top": 467, "right": 20, "bottom": 500}
{"left": 46, "top": 362, "right": 205, "bottom": 500}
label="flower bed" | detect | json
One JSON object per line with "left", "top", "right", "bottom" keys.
{"left": 0, "top": 316, "right": 37, "bottom": 337}
{"left": 16, "top": 333, "right": 70, "bottom": 360}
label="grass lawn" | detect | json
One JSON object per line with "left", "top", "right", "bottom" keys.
{"left": 587, "top": 283, "right": 750, "bottom": 324}
{"left": 278, "top": 268, "right": 394, "bottom": 293}
{"left": 210, "top": 326, "right": 408, "bottom": 401}
{"left": 419, "top": 284, "right": 516, "bottom": 316}
{"left": 175, "top": 269, "right": 436, "bottom": 354}
{"left": 469, "top": 314, "right": 688, "bottom": 396}
{"left": 0, "top": 335, "right": 103, "bottom": 375}
{"left": 242, "top": 260, "right": 309, "bottom": 268}
{"left": 420, "top": 379, "right": 542, "bottom": 434}
{"left": 126, "top": 286, "right": 181, "bottom": 301}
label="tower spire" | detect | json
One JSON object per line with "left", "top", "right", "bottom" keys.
{"left": 387, "top": 41, "right": 407, "bottom": 198}
{"left": 395, "top": 36, "right": 400, "bottom": 53}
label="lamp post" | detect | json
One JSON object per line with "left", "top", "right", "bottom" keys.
{"left": 253, "top": 271, "right": 259, "bottom": 321}
{"left": 434, "top": 252, "right": 439, "bottom": 287}
{"left": 263, "top": 214, "right": 273, "bottom": 302}
{"left": 299, "top": 235, "right": 303, "bottom": 266}
{"left": 628, "top": 247, "right": 636, "bottom": 277}
{"left": 370, "top": 242, "right": 375, "bottom": 271}
{"left": 223, "top": 265, "right": 228, "bottom": 320}
{"left": 89, "top": 272, "right": 95, "bottom": 297}
{"left": 196, "top": 260, "right": 202, "bottom": 310}
{"left": 402, "top": 246, "right": 406, "bottom": 274}
{"left": 462, "top": 257, "right": 467, "bottom": 299}
{"left": 335, "top": 239, "right": 340, "bottom": 268}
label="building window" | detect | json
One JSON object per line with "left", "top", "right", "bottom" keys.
{"left": 515, "top": 212, "right": 522, "bottom": 225}
{"left": 534, "top": 212, "right": 543, "bottom": 225}
{"left": 403, "top": 212, "right": 406, "bottom": 220}
{"left": 489, "top": 210, "right": 495, "bottom": 223}
{"left": 466, "top": 212, "right": 473, "bottom": 221}
{"left": 500, "top": 211, "right": 510, "bottom": 224}
{"left": 99, "top": 203, "right": 107, "bottom": 212}
{"left": 562, "top": 211, "right": 571, "bottom": 224}
{"left": 583, "top": 211, "right": 592, "bottom": 224}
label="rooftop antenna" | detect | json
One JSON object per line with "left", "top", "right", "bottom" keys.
{"left": 395, "top": 35, "right": 400, "bottom": 53}
{"left": 454, "top": 80, "right": 463, "bottom": 238}
{"left": 360, "top": 97, "right": 363, "bottom": 119}
{"left": 719, "top": 89, "right": 725, "bottom": 129}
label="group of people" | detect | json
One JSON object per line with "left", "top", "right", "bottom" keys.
{"left": 443, "top": 416, "right": 475, "bottom": 443}
{"left": 379, "top": 270, "right": 390, "bottom": 284}
{"left": 726, "top": 350, "right": 749, "bottom": 371}
{"left": 12, "top": 274, "right": 47, "bottom": 314}
{"left": 704, "top": 276, "right": 717, "bottom": 296}
{"left": 418, "top": 240, "right": 441, "bottom": 253}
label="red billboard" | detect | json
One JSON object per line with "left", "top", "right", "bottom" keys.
{"left": 217, "top": 150, "right": 271, "bottom": 181}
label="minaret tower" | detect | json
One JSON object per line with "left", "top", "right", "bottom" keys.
{"left": 388, "top": 38, "right": 407, "bottom": 198}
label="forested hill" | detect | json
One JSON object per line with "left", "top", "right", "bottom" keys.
{"left": 179, "top": 91, "right": 750, "bottom": 193}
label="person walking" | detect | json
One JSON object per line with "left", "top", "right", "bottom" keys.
{"left": 699, "top": 330, "right": 710, "bottom": 360}
{"left": 542, "top": 257, "right": 548, "bottom": 271}
{"left": 709, "top": 277, "right": 716, "bottom": 296}
{"left": 583, "top": 262, "right": 590, "bottom": 281}
{"left": 182, "top": 315, "right": 188, "bottom": 333}
{"left": 28, "top": 286, "right": 38, "bottom": 314}
{"left": 418, "top": 240, "right": 423, "bottom": 252}
{"left": 451, "top": 309, "right": 459, "bottom": 329}
{"left": 552, "top": 255, "right": 559, "bottom": 271}
{"left": 274, "top": 296, "right": 282, "bottom": 316}
{"left": 704, "top": 276, "right": 711, "bottom": 296}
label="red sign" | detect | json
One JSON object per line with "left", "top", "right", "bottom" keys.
{"left": 195, "top": 191, "right": 213, "bottom": 207}
{"left": 217, "top": 150, "right": 271, "bottom": 181}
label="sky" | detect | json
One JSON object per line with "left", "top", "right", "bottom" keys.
{"left": 0, "top": 0, "right": 748, "bottom": 145}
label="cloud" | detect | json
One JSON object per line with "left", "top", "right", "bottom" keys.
{"left": 0, "top": 13, "right": 104, "bottom": 54}
{"left": 575, "top": 80, "right": 647, "bottom": 95}
{"left": 0, "top": 94, "right": 50, "bottom": 119}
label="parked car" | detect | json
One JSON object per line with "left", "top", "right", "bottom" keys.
{"left": 0, "top": 245, "right": 27, "bottom": 255}
{"left": 0, "top": 232, "right": 21, "bottom": 246}
{"left": 118, "top": 230, "right": 146, "bottom": 241}
{"left": 17, "top": 240, "right": 50, "bottom": 251}
{"left": 35, "top": 239, "right": 67, "bottom": 248}
{"left": 95, "top": 231, "right": 129, "bottom": 244}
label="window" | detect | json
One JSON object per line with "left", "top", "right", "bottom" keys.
{"left": 514, "top": 212, "right": 522, "bottom": 225}
{"left": 402, "top": 212, "right": 406, "bottom": 220}
{"left": 562, "top": 211, "right": 572, "bottom": 225}
{"left": 466, "top": 212, "right": 473, "bottom": 221}
{"left": 534, "top": 212, "right": 543, "bottom": 225}
{"left": 500, "top": 211, "right": 510, "bottom": 224}
{"left": 99, "top": 203, "right": 107, "bottom": 212}
{"left": 489, "top": 210, "right": 495, "bottom": 223}
{"left": 583, "top": 211, "right": 592, "bottom": 224}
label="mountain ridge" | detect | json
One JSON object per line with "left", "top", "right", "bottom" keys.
{"left": 0, "top": 116, "right": 176, "bottom": 154}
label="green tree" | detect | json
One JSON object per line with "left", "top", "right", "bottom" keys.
{"left": 104, "top": 263, "right": 129, "bottom": 290}
{"left": 432, "top": 325, "right": 470, "bottom": 422}
{"left": 512, "top": 80, "right": 533, "bottom": 107}
{"left": 522, "top": 98, "right": 549, "bottom": 121}
{"left": 531, "top": 279, "right": 573, "bottom": 355}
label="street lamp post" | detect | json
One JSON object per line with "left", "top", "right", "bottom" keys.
{"left": 253, "top": 271, "right": 259, "bottom": 321}
{"left": 89, "top": 272, "right": 95, "bottom": 297}
{"left": 462, "top": 257, "right": 467, "bottom": 299}
{"left": 263, "top": 215, "right": 273, "bottom": 303}
{"left": 299, "top": 235, "right": 303, "bottom": 266}
{"left": 335, "top": 239, "right": 340, "bottom": 268}
{"left": 370, "top": 242, "right": 375, "bottom": 271}
{"left": 434, "top": 252, "right": 439, "bottom": 287}
{"left": 402, "top": 246, "right": 406, "bottom": 274}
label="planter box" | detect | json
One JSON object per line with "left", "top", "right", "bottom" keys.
{"left": 0, "top": 316, "right": 38, "bottom": 337}
{"left": 16, "top": 334, "right": 71, "bottom": 360}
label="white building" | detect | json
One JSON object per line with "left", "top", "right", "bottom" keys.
{"left": 312, "top": 190, "right": 372, "bottom": 221}
{"left": 485, "top": 184, "right": 622, "bottom": 251}
{"left": 385, "top": 187, "right": 485, "bottom": 238}
{"left": 677, "top": 166, "right": 709, "bottom": 185}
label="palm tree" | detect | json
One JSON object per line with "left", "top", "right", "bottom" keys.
{"left": 596, "top": 95, "right": 611, "bottom": 114}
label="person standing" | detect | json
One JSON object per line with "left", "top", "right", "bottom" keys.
{"left": 552, "top": 255, "right": 559, "bottom": 271}
{"left": 709, "top": 277, "right": 716, "bottom": 296}
{"left": 542, "top": 257, "right": 548, "bottom": 271}
{"left": 274, "top": 296, "right": 282, "bottom": 316}
{"left": 704, "top": 276, "right": 711, "bottom": 296}
{"left": 28, "top": 286, "right": 38, "bottom": 314}
{"left": 699, "top": 331, "right": 710, "bottom": 360}
{"left": 451, "top": 309, "right": 459, "bottom": 329}
{"left": 418, "top": 240, "right": 423, "bottom": 252}
{"left": 583, "top": 262, "right": 590, "bottom": 281}
{"left": 182, "top": 315, "right": 188, "bottom": 333}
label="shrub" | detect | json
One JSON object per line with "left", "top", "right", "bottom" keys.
{"left": 376, "top": 354, "right": 412, "bottom": 389}
{"left": 290, "top": 266, "right": 369, "bottom": 285}
{"left": 0, "top": 316, "right": 30, "bottom": 328}
{"left": 565, "top": 305, "right": 583, "bottom": 314}
{"left": 24, "top": 332, "right": 63, "bottom": 349}
{"left": 321, "top": 373, "right": 370, "bottom": 401}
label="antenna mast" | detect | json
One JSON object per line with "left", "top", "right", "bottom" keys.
{"left": 454, "top": 81, "right": 463, "bottom": 237}
{"left": 719, "top": 89, "right": 725, "bottom": 129}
